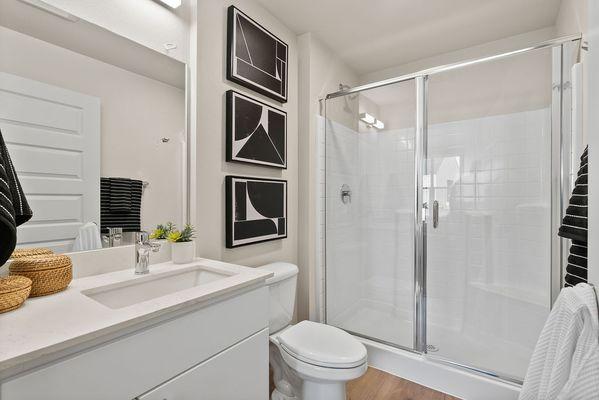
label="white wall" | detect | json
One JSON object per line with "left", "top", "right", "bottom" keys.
{"left": 587, "top": 1, "right": 598, "bottom": 287}
{"left": 194, "top": 0, "right": 298, "bottom": 272}
{"left": 41, "top": 0, "right": 191, "bottom": 62}
{"left": 360, "top": 27, "right": 556, "bottom": 84}
{"left": 0, "top": 26, "right": 186, "bottom": 232}
{"left": 297, "top": 33, "right": 358, "bottom": 320}
{"left": 556, "top": 0, "right": 588, "bottom": 36}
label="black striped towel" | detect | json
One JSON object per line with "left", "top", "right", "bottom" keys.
{"left": 559, "top": 146, "right": 588, "bottom": 287}
{"left": 0, "top": 129, "right": 32, "bottom": 265}
{"left": 100, "top": 177, "right": 142, "bottom": 233}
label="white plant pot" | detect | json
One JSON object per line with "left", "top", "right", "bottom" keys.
{"left": 171, "top": 241, "right": 195, "bottom": 264}
{"left": 151, "top": 239, "right": 171, "bottom": 264}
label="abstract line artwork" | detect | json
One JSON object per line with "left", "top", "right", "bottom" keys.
{"left": 226, "top": 176, "right": 287, "bottom": 248}
{"left": 227, "top": 5, "right": 288, "bottom": 103}
{"left": 226, "top": 90, "right": 286, "bottom": 168}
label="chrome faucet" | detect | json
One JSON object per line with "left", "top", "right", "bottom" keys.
{"left": 135, "top": 231, "right": 161, "bottom": 274}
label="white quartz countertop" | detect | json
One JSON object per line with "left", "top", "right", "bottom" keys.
{"left": 0, "top": 258, "right": 272, "bottom": 379}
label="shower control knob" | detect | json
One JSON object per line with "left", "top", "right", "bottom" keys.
{"left": 340, "top": 184, "right": 352, "bottom": 204}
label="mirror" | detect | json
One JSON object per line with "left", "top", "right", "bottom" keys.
{"left": 0, "top": 1, "right": 188, "bottom": 253}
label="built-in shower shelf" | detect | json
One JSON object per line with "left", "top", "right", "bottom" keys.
{"left": 468, "top": 282, "right": 547, "bottom": 307}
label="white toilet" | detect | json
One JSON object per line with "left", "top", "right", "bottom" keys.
{"left": 258, "top": 262, "right": 367, "bottom": 400}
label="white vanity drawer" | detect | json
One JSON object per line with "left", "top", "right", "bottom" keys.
{"left": 137, "top": 328, "right": 268, "bottom": 400}
{"left": 1, "top": 287, "right": 268, "bottom": 400}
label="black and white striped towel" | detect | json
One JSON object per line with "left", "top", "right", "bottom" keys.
{"left": 0, "top": 129, "right": 32, "bottom": 265}
{"left": 559, "top": 146, "right": 588, "bottom": 287}
{"left": 100, "top": 177, "right": 142, "bottom": 233}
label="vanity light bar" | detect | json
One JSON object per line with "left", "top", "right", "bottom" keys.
{"left": 373, "top": 120, "right": 385, "bottom": 130}
{"left": 155, "top": 0, "right": 182, "bottom": 8}
{"left": 359, "top": 113, "right": 376, "bottom": 125}
{"left": 359, "top": 113, "right": 385, "bottom": 130}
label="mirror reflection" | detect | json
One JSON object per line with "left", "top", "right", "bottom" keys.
{"left": 0, "top": 18, "right": 186, "bottom": 254}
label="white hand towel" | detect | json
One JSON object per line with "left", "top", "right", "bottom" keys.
{"left": 519, "top": 284, "right": 599, "bottom": 400}
{"left": 72, "top": 222, "right": 102, "bottom": 252}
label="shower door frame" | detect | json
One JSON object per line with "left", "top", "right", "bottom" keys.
{"left": 323, "top": 33, "right": 582, "bottom": 385}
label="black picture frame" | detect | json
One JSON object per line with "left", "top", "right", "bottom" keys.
{"left": 226, "top": 175, "right": 287, "bottom": 248}
{"left": 226, "top": 90, "right": 287, "bottom": 169}
{"left": 226, "top": 5, "right": 288, "bottom": 103}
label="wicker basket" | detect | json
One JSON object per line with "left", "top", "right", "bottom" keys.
{"left": 9, "top": 255, "right": 72, "bottom": 297}
{"left": 10, "top": 247, "right": 54, "bottom": 259}
{"left": 0, "top": 276, "right": 32, "bottom": 313}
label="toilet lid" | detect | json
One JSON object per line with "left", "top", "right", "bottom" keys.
{"left": 278, "top": 321, "right": 367, "bottom": 368}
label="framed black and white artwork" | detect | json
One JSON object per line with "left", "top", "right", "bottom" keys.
{"left": 226, "top": 176, "right": 287, "bottom": 248}
{"left": 227, "top": 5, "right": 288, "bottom": 103}
{"left": 226, "top": 90, "right": 286, "bottom": 168}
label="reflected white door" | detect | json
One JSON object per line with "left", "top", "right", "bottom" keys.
{"left": 0, "top": 72, "right": 100, "bottom": 252}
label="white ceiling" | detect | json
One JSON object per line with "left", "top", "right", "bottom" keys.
{"left": 255, "top": 0, "right": 562, "bottom": 75}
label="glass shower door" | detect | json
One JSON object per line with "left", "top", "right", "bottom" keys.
{"left": 424, "top": 46, "right": 555, "bottom": 380}
{"left": 324, "top": 80, "right": 416, "bottom": 349}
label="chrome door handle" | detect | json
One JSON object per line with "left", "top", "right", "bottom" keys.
{"left": 432, "top": 200, "right": 439, "bottom": 228}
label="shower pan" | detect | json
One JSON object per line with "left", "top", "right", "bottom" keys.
{"left": 320, "top": 34, "right": 581, "bottom": 385}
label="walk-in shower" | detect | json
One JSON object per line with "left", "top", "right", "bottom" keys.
{"left": 319, "top": 35, "right": 582, "bottom": 385}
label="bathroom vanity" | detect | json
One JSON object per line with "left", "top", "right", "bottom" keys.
{"left": 0, "top": 259, "right": 273, "bottom": 399}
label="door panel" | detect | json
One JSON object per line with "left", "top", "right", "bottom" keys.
{"left": 324, "top": 80, "right": 416, "bottom": 349}
{"left": 424, "top": 47, "right": 554, "bottom": 380}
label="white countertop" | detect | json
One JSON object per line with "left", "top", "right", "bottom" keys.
{"left": 0, "top": 258, "right": 272, "bottom": 379}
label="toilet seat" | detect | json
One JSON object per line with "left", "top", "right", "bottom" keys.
{"left": 278, "top": 321, "right": 367, "bottom": 369}
{"left": 279, "top": 344, "right": 368, "bottom": 383}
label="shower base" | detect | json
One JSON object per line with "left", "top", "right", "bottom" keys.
{"left": 329, "top": 298, "right": 532, "bottom": 381}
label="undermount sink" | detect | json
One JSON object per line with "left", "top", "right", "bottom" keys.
{"left": 82, "top": 265, "right": 234, "bottom": 309}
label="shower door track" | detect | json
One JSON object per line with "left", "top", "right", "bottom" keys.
{"left": 325, "top": 34, "right": 582, "bottom": 100}
{"left": 322, "top": 33, "right": 583, "bottom": 386}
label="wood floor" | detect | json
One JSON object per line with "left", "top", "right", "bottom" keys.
{"left": 347, "top": 367, "right": 461, "bottom": 400}
{"left": 270, "top": 366, "right": 460, "bottom": 399}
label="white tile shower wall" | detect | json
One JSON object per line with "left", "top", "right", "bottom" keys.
{"left": 318, "top": 114, "right": 415, "bottom": 344}
{"left": 318, "top": 107, "right": 551, "bottom": 369}
{"left": 321, "top": 117, "right": 362, "bottom": 323}
{"left": 358, "top": 129, "right": 415, "bottom": 317}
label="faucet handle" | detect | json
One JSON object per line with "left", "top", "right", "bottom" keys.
{"left": 150, "top": 241, "right": 161, "bottom": 252}
{"left": 136, "top": 231, "right": 149, "bottom": 244}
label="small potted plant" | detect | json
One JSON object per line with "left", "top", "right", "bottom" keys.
{"left": 150, "top": 222, "right": 175, "bottom": 260}
{"left": 168, "top": 224, "right": 196, "bottom": 264}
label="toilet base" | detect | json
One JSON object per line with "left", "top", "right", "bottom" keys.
{"left": 302, "top": 380, "right": 347, "bottom": 400}
{"left": 271, "top": 388, "right": 298, "bottom": 400}
{"left": 270, "top": 341, "right": 302, "bottom": 399}
{"left": 271, "top": 379, "right": 347, "bottom": 400}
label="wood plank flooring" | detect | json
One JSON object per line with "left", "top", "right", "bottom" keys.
{"left": 270, "top": 366, "right": 460, "bottom": 399}
{"left": 347, "top": 367, "right": 461, "bottom": 400}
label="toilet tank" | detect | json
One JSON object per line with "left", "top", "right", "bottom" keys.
{"left": 257, "top": 262, "right": 298, "bottom": 334}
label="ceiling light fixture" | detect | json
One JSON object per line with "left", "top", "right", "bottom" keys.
{"left": 373, "top": 119, "right": 385, "bottom": 130}
{"left": 154, "top": 0, "right": 182, "bottom": 9}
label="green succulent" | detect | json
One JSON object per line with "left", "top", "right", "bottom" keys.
{"left": 150, "top": 222, "right": 175, "bottom": 240}
{"left": 168, "top": 224, "right": 195, "bottom": 243}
